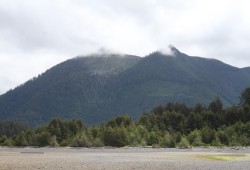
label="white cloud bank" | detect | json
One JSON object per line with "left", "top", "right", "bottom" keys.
{"left": 0, "top": 0, "right": 250, "bottom": 94}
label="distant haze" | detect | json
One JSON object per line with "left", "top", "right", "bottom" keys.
{"left": 1, "top": 0, "right": 250, "bottom": 94}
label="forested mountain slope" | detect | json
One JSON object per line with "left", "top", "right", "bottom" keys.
{"left": 0, "top": 47, "right": 250, "bottom": 125}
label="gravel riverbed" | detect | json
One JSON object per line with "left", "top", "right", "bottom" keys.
{"left": 0, "top": 147, "right": 250, "bottom": 170}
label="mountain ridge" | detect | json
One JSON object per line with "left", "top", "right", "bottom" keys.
{"left": 0, "top": 47, "right": 250, "bottom": 125}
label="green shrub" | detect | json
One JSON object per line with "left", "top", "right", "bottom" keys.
{"left": 92, "top": 138, "right": 104, "bottom": 147}
{"left": 60, "top": 139, "right": 69, "bottom": 146}
{"left": 103, "top": 127, "right": 129, "bottom": 147}
{"left": 71, "top": 134, "right": 92, "bottom": 147}
{"left": 14, "top": 131, "right": 28, "bottom": 146}
{"left": 201, "top": 126, "right": 215, "bottom": 144}
{"left": 159, "top": 132, "right": 176, "bottom": 148}
{"left": 188, "top": 130, "right": 203, "bottom": 146}
{"left": 178, "top": 137, "right": 190, "bottom": 149}
{"left": 35, "top": 132, "right": 51, "bottom": 146}
{"left": 0, "top": 135, "right": 8, "bottom": 145}
{"left": 50, "top": 135, "right": 59, "bottom": 147}
{"left": 2, "top": 138, "right": 13, "bottom": 146}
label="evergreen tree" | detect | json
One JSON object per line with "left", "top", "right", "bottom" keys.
{"left": 240, "top": 87, "right": 250, "bottom": 105}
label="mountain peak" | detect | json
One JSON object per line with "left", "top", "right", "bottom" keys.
{"left": 168, "top": 45, "right": 181, "bottom": 55}
{"left": 156, "top": 45, "right": 181, "bottom": 57}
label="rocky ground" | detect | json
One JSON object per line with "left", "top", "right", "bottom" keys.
{"left": 0, "top": 147, "right": 250, "bottom": 170}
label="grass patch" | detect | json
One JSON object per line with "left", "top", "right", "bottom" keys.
{"left": 196, "top": 154, "right": 247, "bottom": 161}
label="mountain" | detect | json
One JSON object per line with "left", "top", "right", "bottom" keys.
{"left": 242, "top": 67, "right": 250, "bottom": 75}
{"left": 0, "top": 47, "right": 250, "bottom": 126}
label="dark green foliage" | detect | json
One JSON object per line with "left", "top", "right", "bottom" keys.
{"left": 187, "top": 112, "right": 203, "bottom": 131}
{"left": 13, "top": 130, "right": 36, "bottom": 146}
{"left": 216, "top": 128, "right": 229, "bottom": 145}
{"left": 147, "top": 131, "right": 161, "bottom": 145}
{"left": 89, "top": 125, "right": 101, "bottom": 139}
{"left": 209, "top": 97, "right": 223, "bottom": 113}
{"left": 0, "top": 135, "right": 8, "bottom": 144}
{"left": 103, "top": 127, "right": 129, "bottom": 147}
{"left": 200, "top": 126, "right": 215, "bottom": 144}
{"left": 35, "top": 131, "right": 51, "bottom": 146}
{"left": 47, "top": 119, "right": 84, "bottom": 143}
{"left": 240, "top": 87, "right": 250, "bottom": 105}
{"left": 0, "top": 135, "right": 12, "bottom": 146}
{"left": 105, "top": 115, "right": 133, "bottom": 128}
{"left": 1, "top": 88, "right": 250, "bottom": 147}
{"left": 224, "top": 107, "right": 241, "bottom": 125}
{"left": 0, "top": 121, "right": 27, "bottom": 137}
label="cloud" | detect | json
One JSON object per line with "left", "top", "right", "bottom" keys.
{"left": 0, "top": 51, "right": 65, "bottom": 94}
{"left": 158, "top": 45, "right": 177, "bottom": 56}
{"left": 0, "top": 0, "right": 250, "bottom": 94}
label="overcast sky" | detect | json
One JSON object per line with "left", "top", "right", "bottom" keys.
{"left": 0, "top": 0, "right": 250, "bottom": 94}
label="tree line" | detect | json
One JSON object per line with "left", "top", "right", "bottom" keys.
{"left": 1, "top": 88, "right": 250, "bottom": 148}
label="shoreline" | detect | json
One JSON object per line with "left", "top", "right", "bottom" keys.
{"left": 1, "top": 145, "right": 249, "bottom": 152}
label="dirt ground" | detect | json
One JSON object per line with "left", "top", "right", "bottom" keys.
{"left": 0, "top": 147, "right": 250, "bottom": 170}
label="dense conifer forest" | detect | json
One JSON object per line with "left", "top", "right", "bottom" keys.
{"left": 1, "top": 88, "right": 250, "bottom": 148}
{"left": 2, "top": 49, "right": 250, "bottom": 126}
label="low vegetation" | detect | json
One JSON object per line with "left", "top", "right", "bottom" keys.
{"left": 1, "top": 88, "right": 250, "bottom": 148}
{"left": 196, "top": 154, "right": 247, "bottom": 161}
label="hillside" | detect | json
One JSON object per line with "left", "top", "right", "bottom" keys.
{"left": 0, "top": 47, "right": 250, "bottom": 125}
